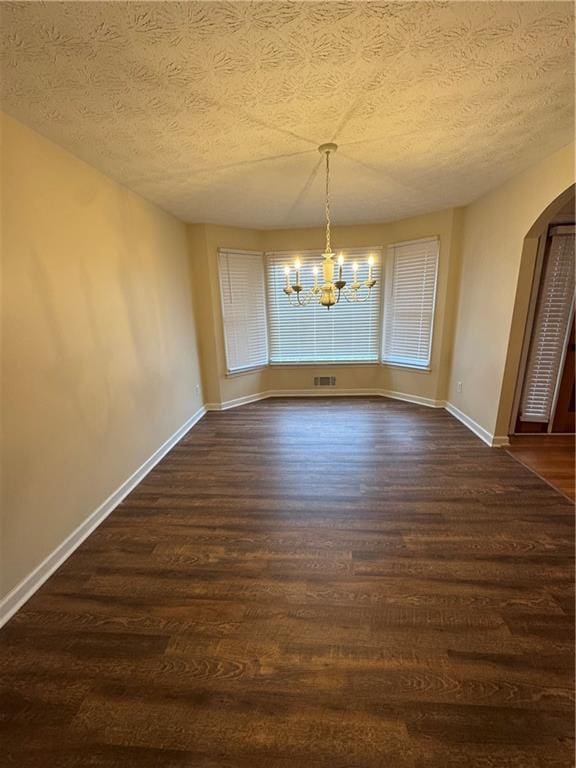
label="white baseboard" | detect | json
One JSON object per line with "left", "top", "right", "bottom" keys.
{"left": 267, "top": 388, "right": 383, "bottom": 399}
{"left": 381, "top": 389, "right": 445, "bottom": 409}
{"left": 210, "top": 391, "right": 500, "bottom": 448}
{"left": 209, "top": 388, "right": 445, "bottom": 411}
{"left": 0, "top": 406, "right": 206, "bottom": 628}
{"left": 445, "top": 402, "right": 509, "bottom": 447}
{"left": 205, "top": 392, "right": 269, "bottom": 411}
{"left": 209, "top": 393, "right": 503, "bottom": 450}
{"left": 208, "top": 391, "right": 503, "bottom": 447}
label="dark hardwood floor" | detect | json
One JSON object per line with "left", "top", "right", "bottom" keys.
{"left": 506, "top": 435, "right": 575, "bottom": 502}
{"left": 1, "top": 398, "right": 574, "bottom": 768}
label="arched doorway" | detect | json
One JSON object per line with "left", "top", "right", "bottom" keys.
{"left": 503, "top": 185, "right": 575, "bottom": 498}
{"left": 510, "top": 187, "right": 575, "bottom": 434}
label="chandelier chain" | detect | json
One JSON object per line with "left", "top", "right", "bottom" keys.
{"left": 325, "top": 149, "right": 331, "bottom": 254}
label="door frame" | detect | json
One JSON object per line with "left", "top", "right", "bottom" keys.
{"left": 509, "top": 224, "right": 575, "bottom": 435}
{"left": 509, "top": 230, "right": 548, "bottom": 434}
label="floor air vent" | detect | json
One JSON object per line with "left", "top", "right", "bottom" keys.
{"left": 314, "top": 376, "right": 336, "bottom": 387}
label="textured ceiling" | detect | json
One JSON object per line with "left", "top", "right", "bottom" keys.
{"left": 1, "top": 1, "right": 574, "bottom": 229}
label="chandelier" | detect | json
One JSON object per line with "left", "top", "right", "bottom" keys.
{"left": 283, "top": 143, "right": 376, "bottom": 309}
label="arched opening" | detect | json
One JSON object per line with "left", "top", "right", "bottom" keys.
{"left": 496, "top": 185, "right": 575, "bottom": 435}
{"left": 498, "top": 184, "right": 575, "bottom": 497}
{"left": 510, "top": 185, "right": 574, "bottom": 433}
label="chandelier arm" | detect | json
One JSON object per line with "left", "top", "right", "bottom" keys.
{"left": 343, "top": 286, "right": 373, "bottom": 304}
{"left": 296, "top": 288, "right": 316, "bottom": 306}
{"left": 308, "top": 289, "right": 321, "bottom": 306}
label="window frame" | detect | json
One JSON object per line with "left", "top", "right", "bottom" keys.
{"left": 264, "top": 247, "right": 384, "bottom": 366}
{"left": 218, "top": 247, "right": 269, "bottom": 375}
{"left": 380, "top": 237, "right": 440, "bottom": 372}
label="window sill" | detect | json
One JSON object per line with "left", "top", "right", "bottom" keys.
{"left": 225, "top": 365, "right": 268, "bottom": 378}
{"left": 381, "top": 361, "right": 431, "bottom": 373}
{"left": 269, "top": 361, "right": 380, "bottom": 368}
{"left": 226, "top": 362, "right": 431, "bottom": 374}
{"left": 269, "top": 361, "right": 431, "bottom": 372}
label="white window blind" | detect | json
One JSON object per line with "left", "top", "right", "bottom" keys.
{"left": 382, "top": 237, "right": 439, "bottom": 369}
{"left": 520, "top": 229, "right": 575, "bottom": 422}
{"left": 266, "top": 249, "right": 382, "bottom": 363}
{"left": 218, "top": 249, "right": 268, "bottom": 373}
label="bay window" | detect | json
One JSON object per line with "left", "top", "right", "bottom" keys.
{"left": 217, "top": 238, "right": 439, "bottom": 372}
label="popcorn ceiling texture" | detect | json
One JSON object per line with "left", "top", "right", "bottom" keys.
{"left": 1, "top": 1, "right": 573, "bottom": 228}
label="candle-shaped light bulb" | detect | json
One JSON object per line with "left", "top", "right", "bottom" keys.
{"left": 367, "top": 254, "right": 375, "bottom": 282}
{"left": 294, "top": 258, "right": 301, "bottom": 285}
{"left": 312, "top": 265, "right": 319, "bottom": 289}
{"left": 284, "top": 265, "right": 290, "bottom": 288}
{"left": 352, "top": 261, "right": 359, "bottom": 273}
{"left": 337, "top": 253, "right": 344, "bottom": 281}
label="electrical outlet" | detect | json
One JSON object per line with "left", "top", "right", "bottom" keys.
{"left": 194, "top": 384, "right": 200, "bottom": 395}
{"left": 456, "top": 381, "right": 463, "bottom": 393}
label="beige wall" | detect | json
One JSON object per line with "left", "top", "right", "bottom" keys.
{"left": 448, "top": 143, "right": 575, "bottom": 437}
{"left": 190, "top": 207, "right": 463, "bottom": 406}
{"left": 0, "top": 113, "right": 203, "bottom": 598}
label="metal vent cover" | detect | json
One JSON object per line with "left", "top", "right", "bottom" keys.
{"left": 314, "top": 376, "right": 336, "bottom": 386}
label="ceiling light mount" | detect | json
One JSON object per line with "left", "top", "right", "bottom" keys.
{"left": 318, "top": 142, "right": 338, "bottom": 155}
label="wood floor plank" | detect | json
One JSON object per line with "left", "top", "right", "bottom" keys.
{"left": 1, "top": 397, "right": 574, "bottom": 767}
{"left": 506, "top": 435, "right": 575, "bottom": 501}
